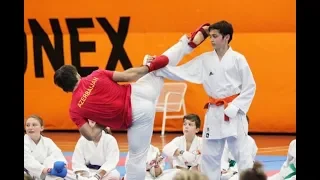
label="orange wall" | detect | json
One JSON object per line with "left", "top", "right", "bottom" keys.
{"left": 24, "top": 0, "right": 296, "bottom": 133}
{"left": 24, "top": 0, "right": 295, "bottom": 33}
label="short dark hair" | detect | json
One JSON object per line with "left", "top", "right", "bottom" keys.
{"left": 54, "top": 65, "right": 79, "bottom": 92}
{"left": 240, "top": 161, "right": 267, "bottom": 180}
{"left": 183, "top": 114, "right": 201, "bottom": 128}
{"left": 209, "top": 20, "right": 233, "bottom": 43}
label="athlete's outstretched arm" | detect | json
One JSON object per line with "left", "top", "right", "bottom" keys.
{"left": 111, "top": 55, "right": 169, "bottom": 82}
{"left": 112, "top": 66, "right": 149, "bottom": 82}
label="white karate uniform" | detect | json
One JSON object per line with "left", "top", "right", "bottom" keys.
{"left": 221, "top": 136, "right": 258, "bottom": 180}
{"left": 71, "top": 131, "right": 120, "bottom": 180}
{"left": 162, "top": 135, "right": 202, "bottom": 170}
{"left": 268, "top": 139, "right": 296, "bottom": 180}
{"left": 156, "top": 46, "right": 256, "bottom": 180}
{"left": 125, "top": 35, "right": 194, "bottom": 180}
{"left": 24, "top": 134, "right": 77, "bottom": 180}
{"left": 124, "top": 145, "right": 180, "bottom": 180}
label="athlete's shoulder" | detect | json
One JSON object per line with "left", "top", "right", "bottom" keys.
{"left": 247, "top": 135, "right": 256, "bottom": 144}
{"left": 199, "top": 51, "right": 214, "bottom": 58}
{"left": 195, "top": 135, "right": 202, "bottom": 141}
{"left": 102, "top": 132, "right": 117, "bottom": 142}
{"left": 174, "top": 135, "right": 185, "bottom": 142}
{"left": 41, "top": 136, "right": 59, "bottom": 147}
{"left": 289, "top": 139, "right": 296, "bottom": 147}
{"left": 230, "top": 48, "right": 246, "bottom": 60}
{"left": 91, "top": 69, "right": 113, "bottom": 77}
{"left": 90, "top": 69, "right": 104, "bottom": 75}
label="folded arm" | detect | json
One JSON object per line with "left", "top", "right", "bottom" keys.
{"left": 112, "top": 67, "right": 149, "bottom": 82}
{"left": 24, "top": 144, "right": 47, "bottom": 178}
{"left": 103, "top": 55, "right": 169, "bottom": 82}
{"left": 162, "top": 137, "right": 181, "bottom": 158}
{"left": 43, "top": 139, "right": 67, "bottom": 167}
{"left": 224, "top": 56, "right": 256, "bottom": 118}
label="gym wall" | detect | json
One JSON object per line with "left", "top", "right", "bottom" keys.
{"left": 24, "top": 0, "right": 296, "bottom": 133}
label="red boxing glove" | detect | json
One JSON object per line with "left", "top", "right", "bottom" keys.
{"left": 188, "top": 23, "right": 210, "bottom": 48}
{"left": 146, "top": 55, "right": 169, "bottom": 72}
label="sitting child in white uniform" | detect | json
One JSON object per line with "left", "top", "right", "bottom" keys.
{"left": 220, "top": 135, "right": 258, "bottom": 180}
{"left": 123, "top": 144, "right": 180, "bottom": 180}
{"left": 24, "top": 114, "right": 81, "bottom": 180}
{"left": 72, "top": 120, "right": 121, "bottom": 180}
{"left": 162, "top": 114, "right": 202, "bottom": 172}
{"left": 268, "top": 139, "right": 296, "bottom": 180}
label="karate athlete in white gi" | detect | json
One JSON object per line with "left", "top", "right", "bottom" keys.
{"left": 120, "top": 23, "right": 211, "bottom": 180}
{"left": 149, "top": 20, "right": 256, "bottom": 180}
{"left": 24, "top": 115, "right": 83, "bottom": 180}
{"left": 162, "top": 114, "right": 202, "bottom": 172}
{"left": 71, "top": 120, "right": 121, "bottom": 180}
{"left": 268, "top": 139, "right": 296, "bottom": 180}
{"left": 221, "top": 135, "right": 258, "bottom": 180}
{"left": 123, "top": 144, "right": 180, "bottom": 180}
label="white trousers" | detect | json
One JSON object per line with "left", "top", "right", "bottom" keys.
{"left": 200, "top": 130, "right": 253, "bottom": 180}
{"left": 125, "top": 35, "right": 193, "bottom": 180}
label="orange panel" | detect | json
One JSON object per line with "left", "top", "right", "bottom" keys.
{"left": 24, "top": 0, "right": 295, "bottom": 34}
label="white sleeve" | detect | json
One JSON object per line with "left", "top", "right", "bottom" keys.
{"left": 146, "top": 146, "right": 162, "bottom": 170}
{"left": 251, "top": 140, "right": 258, "bottom": 160}
{"left": 151, "top": 147, "right": 166, "bottom": 177}
{"left": 225, "top": 55, "right": 256, "bottom": 117}
{"left": 100, "top": 136, "right": 120, "bottom": 173}
{"left": 71, "top": 138, "right": 90, "bottom": 172}
{"left": 146, "top": 146, "right": 158, "bottom": 168}
{"left": 159, "top": 154, "right": 166, "bottom": 171}
{"left": 24, "top": 143, "right": 45, "bottom": 179}
{"left": 193, "top": 137, "right": 202, "bottom": 166}
{"left": 157, "top": 54, "right": 205, "bottom": 84}
{"left": 283, "top": 139, "right": 296, "bottom": 168}
{"left": 162, "top": 137, "right": 181, "bottom": 158}
{"left": 288, "top": 139, "right": 296, "bottom": 159}
{"left": 154, "top": 146, "right": 166, "bottom": 170}
{"left": 43, "top": 138, "right": 67, "bottom": 167}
